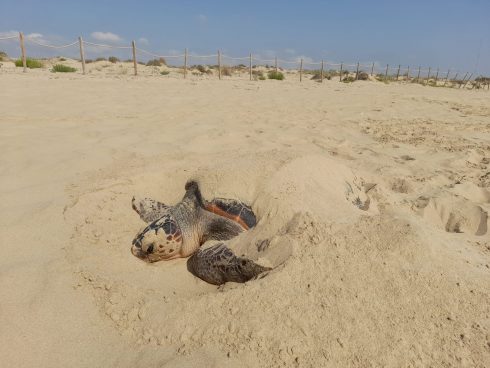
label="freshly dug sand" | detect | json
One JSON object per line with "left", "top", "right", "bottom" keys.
{"left": 0, "top": 70, "right": 489, "bottom": 367}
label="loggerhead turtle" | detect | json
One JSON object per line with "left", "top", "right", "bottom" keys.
{"left": 131, "top": 180, "right": 271, "bottom": 285}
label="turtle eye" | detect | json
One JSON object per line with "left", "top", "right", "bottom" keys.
{"left": 132, "top": 238, "right": 142, "bottom": 248}
{"left": 147, "top": 244, "right": 154, "bottom": 254}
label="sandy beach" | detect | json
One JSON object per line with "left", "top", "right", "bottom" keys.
{"left": 1, "top": 68, "right": 489, "bottom": 367}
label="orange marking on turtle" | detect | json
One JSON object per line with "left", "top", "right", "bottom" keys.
{"left": 205, "top": 203, "right": 249, "bottom": 230}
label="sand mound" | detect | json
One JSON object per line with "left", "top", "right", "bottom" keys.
{"left": 419, "top": 197, "right": 487, "bottom": 235}
{"left": 63, "top": 149, "right": 489, "bottom": 367}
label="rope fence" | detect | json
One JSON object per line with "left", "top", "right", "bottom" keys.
{"left": 0, "top": 32, "right": 488, "bottom": 89}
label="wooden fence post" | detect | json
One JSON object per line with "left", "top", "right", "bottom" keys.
{"left": 78, "top": 36, "right": 86, "bottom": 75}
{"left": 371, "top": 62, "right": 374, "bottom": 76}
{"left": 406, "top": 66, "right": 410, "bottom": 81}
{"left": 396, "top": 64, "right": 400, "bottom": 80}
{"left": 249, "top": 53, "right": 252, "bottom": 81}
{"left": 339, "top": 63, "right": 343, "bottom": 81}
{"left": 320, "top": 60, "right": 324, "bottom": 82}
{"left": 218, "top": 50, "right": 221, "bottom": 80}
{"left": 452, "top": 72, "right": 458, "bottom": 86}
{"left": 355, "top": 62, "right": 360, "bottom": 80}
{"left": 427, "top": 67, "right": 431, "bottom": 83}
{"left": 443, "top": 69, "right": 450, "bottom": 86}
{"left": 299, "top": 58, "right": 303, "bottom": 82}
{"left": 385, "top": 64, "right": 388, "bottom": 79}
{"left": 19, "top": 32, "right": 27, "bottom": 72}
{"left": 462, "top": 73, "right": 473, "bottom": 89}
{"left": 416, "top": 66, "right": 421, "bottom": 82}
{"left": 275, "top": 56, "right": 278, "bottom": 73}
{"left": 435, "top": 68, "right": 439, "bottom": 83}
{"left": 459, "top": 72, "right": 468, "bottom": 88}
{"left": 132, "top": 40, "right": 137, "bottom": 76}
{"left": 184, "top": 48, "right": 188, "bottom": 79}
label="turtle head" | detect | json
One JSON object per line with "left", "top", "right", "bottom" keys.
{"left": 131, "top": 216, "right": 183, "bottom": 262}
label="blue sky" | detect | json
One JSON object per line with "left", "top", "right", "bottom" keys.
{"left": 1, "top": 0, "right": 489, "bottom": 75}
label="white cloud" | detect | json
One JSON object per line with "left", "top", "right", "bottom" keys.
{"left": 0, "top": 30, "right": 18, "bottom": 38}
{"left": 25, "top": 33, "right": 51, "bottom": 44}
{"left": 27, "top": 33, "right": 43, "bottom": 39}
{"left": 197, "top": 14, "right": 207, "bottom": 23}
{"left": 137, "top": 37, "right": 149, "bottom": 45}
{"left": 91, "top": 31, "right": 123, "bottom": 43}
{"left": 284, "top": 48, "right": 295, "bottom": 55}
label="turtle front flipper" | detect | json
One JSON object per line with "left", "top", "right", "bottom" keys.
{"left": 132, "top": 196, "right": 169, "bottom": 223}
{"left": 187, "top": 243, "right": 271, "bottom": 285}
{"left": 205, "top": 198, "right": 257, "bottom": 230}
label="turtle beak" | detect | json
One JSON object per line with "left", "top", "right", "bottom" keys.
{"left": 131, "top": 245, "right": 152, "bottom": 262}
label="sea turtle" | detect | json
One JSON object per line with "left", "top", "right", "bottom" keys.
{"left": 131, "top": 180, "right": 271, "bottom": 285}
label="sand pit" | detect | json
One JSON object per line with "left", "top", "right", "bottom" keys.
{"left": 0, "top": 71, "right": 489, "bottom": 367}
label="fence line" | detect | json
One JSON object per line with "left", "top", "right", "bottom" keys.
{"left": 82, "top": 40, "right": 132, "bottom": 49}
{"left": 1, "top": 32, "right": 487, "bottom": 89}
{"left": 25, "top": 37, "right": 78, "bottom": 49}
{"left": 136, "top": 47, "right": 184, "bottom": 59}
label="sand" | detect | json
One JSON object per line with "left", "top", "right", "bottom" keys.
{"left": 0, "top": 68, "right": 489, "bottom": 367}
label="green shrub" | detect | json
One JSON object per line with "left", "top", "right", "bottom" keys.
{"left": 160, "top": 70, "right": 170, "bottom": 75}
{"left": 310, "top": 71, "right": 332, "bottom": 80}
{"left": 0, "top": 51, "right": 7, "bottom": 61}
{"left": 95, "top": 57, "right": 106, "bottom": 62}
{"left": 475, "top": 76, "right": 490, "bottom": 83}
{"left": 15, "top": 58, "right": 43, "bottom": 68}
{"left": 59, "top": 57, "right": 66, "bottom": 61}
{"left": 108, "top": 56, "right": 119, "bottom": 63}
{"left": 195, "top": 64, "right": 206, "bottom": 73}
{"left": 252, "top": 70, "right": 264, "bottom": 80}
{"left": 221, "top": 66, "right": 232, "bottom": 76}
{"left": 375, "top": 74, "right": 394, "bottom": 83}
{"left": 267, "top": 70, "right": 284, "bottom": 80}
{"left": 357, "top": 71, "right": 369, "bottom": 80}
{"left": 51, "top": 64, "right": 76, "bottom": 73}
{"left": 342, "top": 76, "right": 356, "bottom": 83}
{"left": 147, "top": 57, "right": 166, "bottom": 66}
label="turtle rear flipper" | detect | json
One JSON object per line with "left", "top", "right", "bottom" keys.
{"left": 187, "top": 243, "right": 271, "bottom": 285}
{"left": 205, "top": 198, "right": 256, "bottom": 230}
{"left": 132, "top": 197, "right": 169, "bottom": 223}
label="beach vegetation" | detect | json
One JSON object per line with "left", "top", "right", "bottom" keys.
{"left": 147, "top": 58, "right": 166, "bottom": 66}
{"left": 221, "top": 66, "right": 232, "bottom": 76}
{"left": 51, "top": 64, "right": 76, "bottom": 72}
{"left": 268, "top": 70, "right": 285, "bottom": 80}
{"left": 342, "top": 75, "right": 356, "bottom": 83}
{"left": 15, "top": 58, "right": 43, "bottom": 68}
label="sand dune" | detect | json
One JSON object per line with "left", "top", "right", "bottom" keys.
{"left": 0, "top": 71, "right": 489, "bottom": 367}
